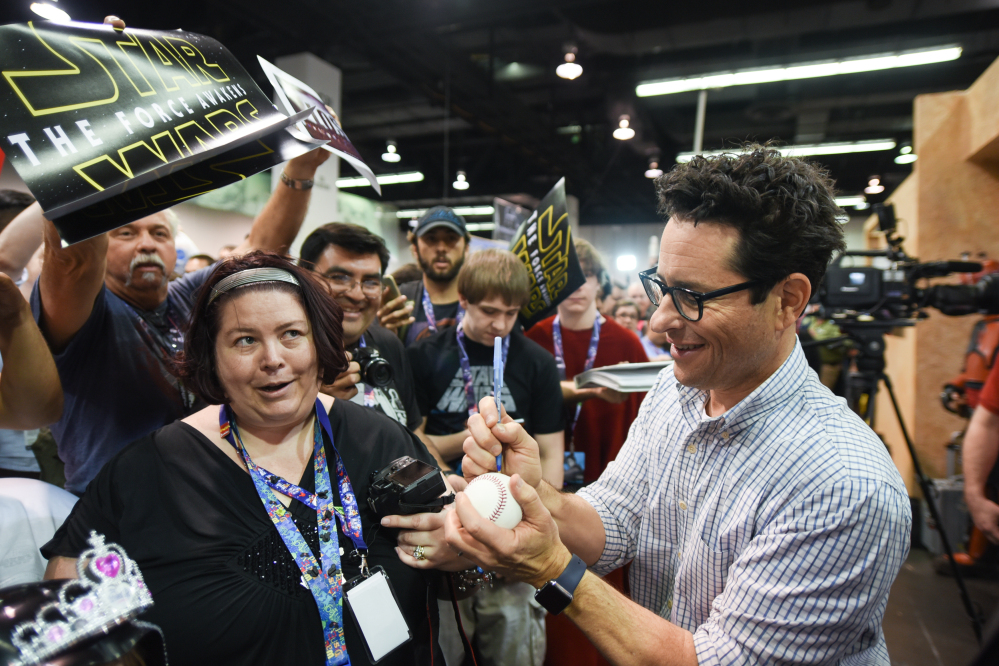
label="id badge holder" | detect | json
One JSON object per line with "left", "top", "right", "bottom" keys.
{"left": 564, "top": 451, "right": 585, "bottom": 487}
{"left": 344, "top": 566, "right": 411, "bottom": 662}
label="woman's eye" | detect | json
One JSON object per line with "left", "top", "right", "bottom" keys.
{"left": 284, "top": 330, "right": 302, "bottom": 339}
{"left": 236, "top": 336, "right": 255, "bottom": 346}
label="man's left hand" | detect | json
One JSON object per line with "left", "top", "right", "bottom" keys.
{"left": 444, "top": 474, "right": 572, "bottom": 588}
{"left": 378, "top": 293, "right": 414, "bottom": 332}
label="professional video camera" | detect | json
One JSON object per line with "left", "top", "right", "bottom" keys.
{"left": 817, "top": 204, "right": 999, "bottom": 322}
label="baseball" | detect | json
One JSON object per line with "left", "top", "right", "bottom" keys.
{"left": 463, "top": 473, "right": 523, "bottom": 529}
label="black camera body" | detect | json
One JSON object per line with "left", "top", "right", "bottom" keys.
{"left": 354, "top": 347, "right": 393, "bottom": 388}
{"left": 368, "top": 456, "right": 451, "bottom": 516}
{"left": 817, "top": 204, "right": 998, "bottom": 322}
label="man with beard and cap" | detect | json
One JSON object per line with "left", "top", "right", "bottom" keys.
{"left": 18, "top": 149, "right": 330, "bottom": 494}
{"left": 397, "top": 206, "right": 470, "bottom": 347}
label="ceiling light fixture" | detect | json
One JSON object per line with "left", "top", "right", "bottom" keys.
{"left": 30, "top": 1, "right": 71, "bottom": 21}
{"left": 396, "top": 205, "right": 495, "bottom": 218}
{"left": 894, "top": 153, "right": 918, "bottom": 164}
{"left": 645, "top": 161, "right": 663, "bottom": 179}
{"left": 613, "top": 116, "right": 635, "bottom": 141}
{"left": 452, "top": 170, "right": 469, "bottom": 190}
{"left": 336, "top": 171, "right": 424, "bottom": 188}
{"left": 381, "top": 140, "right": 401, "bottom": 163}
{"left": 864, "top": 177, "right": 885, "bottom": 195}
{"left": 636, "top": 45, "right": 962, "bottom": 97}
{"left": 834, "top": 196, "right": 868, "bottom": 208}
{"left": 676, "top": 139, "right": 896, "bottom": 162}
{"left": 556, "top": 49, "right": 583, "bottom": 80}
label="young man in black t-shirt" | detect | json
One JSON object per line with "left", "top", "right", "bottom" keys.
{"left": 407, "top": 249, "right": 564, "bottom": 482}
{"left": 300, "top": 223, "right": 424, "bottom": 433}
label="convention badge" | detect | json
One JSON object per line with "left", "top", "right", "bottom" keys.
{"left": 343, "top": 566, "right": 411, "bottom": 662}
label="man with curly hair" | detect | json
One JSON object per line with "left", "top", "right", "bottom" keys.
{"left": 447, "top": 145, "right": 912, "bottom": 665}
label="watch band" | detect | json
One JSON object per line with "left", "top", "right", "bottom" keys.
{"left": 280, "top": 171, "right": 314, "bottom": 190}
{"left": 534, "top": 554, "right": 586, "bottom": 615}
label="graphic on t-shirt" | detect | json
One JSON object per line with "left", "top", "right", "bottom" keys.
{"left": 434, "top": 366, "right": 517, "bottom": 414}
{"left": 353, "top": 385, "right": 409, "bottom": 426}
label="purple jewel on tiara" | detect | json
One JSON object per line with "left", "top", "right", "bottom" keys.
{"left": 94, "top": 554, "right": 121, "bottom": 578}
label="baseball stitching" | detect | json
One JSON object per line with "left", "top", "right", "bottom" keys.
{"left": 472, "top": 474, "right": 508, "bottom": 524}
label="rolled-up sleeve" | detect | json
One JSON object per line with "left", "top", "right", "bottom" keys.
{"left": 692, "top": 479, "right": 911, "bottom": 666}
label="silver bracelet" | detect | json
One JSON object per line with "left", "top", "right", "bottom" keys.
{"left": 280, "top": 171, "right": 314, "bottom": 190}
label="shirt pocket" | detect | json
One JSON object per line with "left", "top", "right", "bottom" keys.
{"left": 675, "top": 533, "right": 733, "bottom": 627}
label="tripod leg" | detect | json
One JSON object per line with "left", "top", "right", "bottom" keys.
{"left": 880, "top": 373, "right": 985, "bottom": 641}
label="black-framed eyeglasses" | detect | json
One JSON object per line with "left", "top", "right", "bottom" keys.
{"left": 638, "top": 267, "right": 760, "bottom": 322}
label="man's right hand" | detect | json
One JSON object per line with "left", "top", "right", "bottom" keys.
{"left": 967, "top": 496, "right": 999, "bottom": 543}
{"left": 321, "top": 351, "right": 361, "bottom": 400}
{"left": 378, "top": 294, "right": 414, "bottom": 333}
{"left": 462, "top": 396, "right": 543, "bottom": 488}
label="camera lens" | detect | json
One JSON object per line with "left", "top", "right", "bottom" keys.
{"left": 355, "top": 347, "right": 394, "bottom": 388}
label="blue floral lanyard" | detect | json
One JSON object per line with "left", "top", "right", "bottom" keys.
{"left": 552, "top": 314, "right": 601, "bottom": 449}
{"left": 455, "top": 323, "right": 510, "bottom": 417}
{"left": 422, "top": 285, "right": 464, "bottom": 334}
{"left": 220, "top": 399, "right": 368, "bottom": 666}
{"left": 355, "top": 335, "right": 376, "bottom": 408}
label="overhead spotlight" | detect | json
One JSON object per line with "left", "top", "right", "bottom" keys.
{"left": 645, "top": 160, "right": 663, "bottom": 179}
{"left": 381, "top": 140, "right": 401, "bottom": 163}
{"left": 556, "top": 47, "right": 583, "bottom": 80}
{"left": 30, "top": 1, "right": 71, "bottom": 21}
{"left": 864, "top": 177, "right": 885, "bottom": 195}
{"left": 452, "top": 170, "right": 470, "bottom": 190}
{"left": 613, "top": 116, "right": 635, "bottom": 141}
{"left": 894, "top": 144, "right": 917, "bottom": 164}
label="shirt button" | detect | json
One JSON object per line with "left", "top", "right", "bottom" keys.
{"left": 721, "top": 430, "right": 730, "bottom": 440}
{"left": 666, "top": 599, "right": 672, "bottom": 611}
{"left": 678, "top": 501, "right": 688, "bottom": 511}
{"left": 686, "top": 444, "right": 696, "bottom": 454}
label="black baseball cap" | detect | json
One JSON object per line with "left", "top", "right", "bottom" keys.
{"left": 415, "top": 206, "right": 468, "bottom": 237}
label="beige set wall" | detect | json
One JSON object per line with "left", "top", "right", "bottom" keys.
{"left": 875, "top": 56, "right": 999, "bottom": 494}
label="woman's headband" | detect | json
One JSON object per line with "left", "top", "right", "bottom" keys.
{"left": 207, "top": 267, "right": 301, "bottom": 305}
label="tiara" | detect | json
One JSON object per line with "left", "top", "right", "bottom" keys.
{"left": 208, "top": 267, "right": 301, "bottom": 305}
{"left": 11, "top": 532, "right": 153, "bottom": 666}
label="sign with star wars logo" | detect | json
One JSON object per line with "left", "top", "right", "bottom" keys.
{"left": 0, "top": 19, "right": 326, "bottom": 243}
{"left": 509, "top": 178, "right": 586, "bottom": 328}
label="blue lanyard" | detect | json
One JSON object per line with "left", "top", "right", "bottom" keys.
{"left": 552, "top": 315, "right": 601, "bottom": 451}
{"left": 455, "top": 324, "right": 510, "bottom": 417}
{"left": 219, "top": 399, "right": 367, "bottom": 666}
{"left": 356, "top": 336, "right": 376, "bottom": 408}
{"left": 421, "top": 285, "right": 464, "bottom": 334}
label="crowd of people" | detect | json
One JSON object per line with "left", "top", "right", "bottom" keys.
{"left": 0, "top": 142, "right": 924, "bottom": 666}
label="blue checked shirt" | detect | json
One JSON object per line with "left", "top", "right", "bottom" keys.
{"left": 577, "top": 341, "right": 911, "bottom": 665}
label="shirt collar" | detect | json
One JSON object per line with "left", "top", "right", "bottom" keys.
{"left": 676, "top": 338, "right": 810, "bottom": 435}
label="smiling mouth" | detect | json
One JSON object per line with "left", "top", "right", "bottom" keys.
{"left": 672, "top": 343, "right": 705, "bottom": 351}
{"left": 258, "top": 381, "right": 291, "bottom": 393}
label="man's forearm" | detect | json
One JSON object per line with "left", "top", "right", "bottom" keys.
{"left": 0, "top": 290, "right": 63, "bottom": 429}
{"left": 538, "top": 482, "right": 606, "bottom": 565}
{"left": 964, "top": 406, "right": 999, "bottom": 503}
{"left": 239, "top": 153, "right": 327, "bottom": 255}
{"left": 0, "top": 202, "right": 44, "bottom": 278}
{"left": 564, "top": 572, "right": 697, "bottom": 666}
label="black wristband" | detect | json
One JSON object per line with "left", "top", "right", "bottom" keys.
{"left": 534, "top": 554, "right": 587, "bottom": 615}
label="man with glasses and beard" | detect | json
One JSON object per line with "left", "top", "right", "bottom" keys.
{"left": 20, "top": 150, "right": 329, "bottom": 494}
{"left": 397, "top": 206, "right": 470, "bottom": 346}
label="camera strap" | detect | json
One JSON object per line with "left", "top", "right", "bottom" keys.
{"left": 356, "top": 335, "right": 376, "bottom": 408}
{"left": 219, "top": 399, "right": 368, "bottom": 666}
{"left": 422, "top": 284, "right": 464, "bottom": 334}
{"left": 455, "top": 323, "right": 510, "bottom": 416}
{"left": 553, "top": 314, "right": 601, "bottom": 454}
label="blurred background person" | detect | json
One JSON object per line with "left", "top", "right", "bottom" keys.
{"left": 611, "top": 300, "right": 641, "bottom": 338}
{"left": 184, "top": 254, "right": 216, "bottom": 274}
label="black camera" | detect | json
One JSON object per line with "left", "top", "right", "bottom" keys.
{"left": 817, "top": 204, "right": 999, "bottom": 322}
{"left": 354, "top": 347, "right": 393, "bottom": 388}
{"left": 368, "top": 456, "right": 453, "bottom": 516}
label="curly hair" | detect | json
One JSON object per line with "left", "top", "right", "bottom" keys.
{"left": 655, "top": 144, "right": 846, "bottom": 303}
{"left": 175, "top": 251, "right": 349, "bottom": 404}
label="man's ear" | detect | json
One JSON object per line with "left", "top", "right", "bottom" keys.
{"left": 775, "top": 273, "right": 811, "bottom": 330}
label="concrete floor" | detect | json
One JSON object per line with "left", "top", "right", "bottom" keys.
{"left": 884, "top": 549, "right": 999, "bottom": 666}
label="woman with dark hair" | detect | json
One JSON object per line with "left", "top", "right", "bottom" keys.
{"left": 40, "top": 252, "right": 464, "bottom": 666}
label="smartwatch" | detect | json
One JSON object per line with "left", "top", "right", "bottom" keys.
{"left": 534, "top": 554, "right": 586, "bottom": 615}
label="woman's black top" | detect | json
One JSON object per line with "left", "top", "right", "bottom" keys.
{"left": 42, "top": 399, "right": 444, "bottom": 666}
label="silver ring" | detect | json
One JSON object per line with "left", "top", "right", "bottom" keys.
{"left": 413, "top": 545, "right": 427, "bottom": 561}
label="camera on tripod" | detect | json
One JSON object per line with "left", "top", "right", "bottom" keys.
{"left": 817, "top": 204, "right": 999, "bottom": 322}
